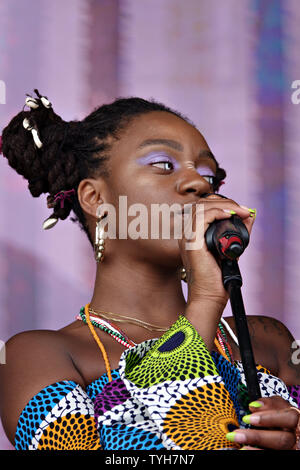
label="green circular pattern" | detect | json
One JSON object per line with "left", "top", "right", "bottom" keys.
{"left": 125, "top": 316, "right": 218, "bottom": 388}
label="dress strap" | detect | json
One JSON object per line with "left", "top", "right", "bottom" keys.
{"left": 220, "top": 317, "right": 239, "bottom": 347}
{"left": 84, "top": 303, "right": 113, "bottom": 382}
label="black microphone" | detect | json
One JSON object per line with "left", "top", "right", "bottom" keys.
{"left": 205, "top": 214, "right": 250, "bottom": 261}
{"left": 201, "top": 194, "right": 261, "bottom": 402}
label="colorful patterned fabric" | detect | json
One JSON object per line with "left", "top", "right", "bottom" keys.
{"left": 14, "top": 381, "right": 101, "bottom": 450}
{"left": 288, "top": 385, "right": 300, "bottom": 408}
{"left": 15, "top": 315, "right": 299, "bottom": 450}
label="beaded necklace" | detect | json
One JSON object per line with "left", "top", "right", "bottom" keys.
{"left": 76, "top": 307, "right": 136, "bottom": 349}
{"left": 216, "top": 322, "right": 234, "bottom": 362}
{"left": 76, "top": 305, "right": 234, "bottom": 363}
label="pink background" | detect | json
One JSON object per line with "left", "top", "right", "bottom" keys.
{"left": 1, "top": 0, "right": 300, "bottom": 449}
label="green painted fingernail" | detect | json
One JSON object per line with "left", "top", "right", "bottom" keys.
{"left": 249, "top": 401, "right": 263, "bottom": 408}
{"left": 223, "top": 209, "right": 236, "bottom": 215}
{"left": 226, "top": 432, "right": 246, "bottom": 443}
{"left": 240, "top": 206, "right": 257, "bottom": 216}
{"left": 242, "top": 414, "right": 251, "bottom": 424}
{"left": 226, "top": 432, "right": 236, "bottom": 442}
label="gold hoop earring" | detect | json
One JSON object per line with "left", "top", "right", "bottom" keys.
{"left": 94, "top": 205, "right": 106, "bottom": 263}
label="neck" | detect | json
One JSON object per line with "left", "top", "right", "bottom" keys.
{"left": 89, "top": 254, "right": 186, "bottom": 329}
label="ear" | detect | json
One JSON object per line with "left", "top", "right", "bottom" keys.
{"left": 77, "top": 177, "right": 107, "bottom": 219}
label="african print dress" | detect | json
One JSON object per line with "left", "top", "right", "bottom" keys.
{"left": 14, "top": 314, "right": 300, "bottom": 450}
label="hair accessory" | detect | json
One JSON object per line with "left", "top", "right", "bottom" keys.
{"left": 42, "top": 189, "right": 76, "bottom": 230}
{"left": 23, "top": 117, "right": 43, "bottom": 149}
{"left": 42, "top": 215, "right": 59, "bottom": 230}
{"left": 40, "top": 96, "right": 52, "bottom": 108}
{"left": 25, "top": 96, "right": 39, "bottom": 109}
{"left": 25, "top": 90, "right": 52, "bottom": 110}
{"left": 53, "top": 189, "right": 76, "bottom": 209}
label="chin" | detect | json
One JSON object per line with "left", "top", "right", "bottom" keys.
{"left": 149, "top": 238, "right": 184, "bottom": 269}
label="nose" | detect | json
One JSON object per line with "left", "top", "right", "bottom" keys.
{"left": 175, "top": 170, "right": 212, "bottom": 196}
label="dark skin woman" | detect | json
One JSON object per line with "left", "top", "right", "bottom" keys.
{"left": 0, "top": 94, "right": 299, "bottom": 450}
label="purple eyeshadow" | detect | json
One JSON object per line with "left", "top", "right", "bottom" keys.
{"left": 136, "top": 152, "right": 216, "bottom": 176}
{"left": 196, "top": 166, "right": 215, "bottom": 176}
{"left": 136, "top": 152, "right": 180, "bottom": 169}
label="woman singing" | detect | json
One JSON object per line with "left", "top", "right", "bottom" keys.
{"left": 0, "top": 90, "right": 299, "bottom": 450}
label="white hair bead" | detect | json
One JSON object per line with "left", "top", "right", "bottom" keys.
{"left": 22, "top": 117, "right": 31, "bottom": 130}
{"left": 31, "top": 128, "right": 43, "bottom": 149}
{"left": 42, "top": 216, "right": 58, "bottom": 230}
{"left": 22, "top": 118, "right": 43, "bottom": 149}
{"left": 40, "top": 96, "right": 52, "bottom": 108}
{"left": 25, "top": 97, "right": 39, "bottom": 109}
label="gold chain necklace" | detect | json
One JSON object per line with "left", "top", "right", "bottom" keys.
{"left": 86, "top": 305, "right": 233, "bottom": 363}
{"left": 88, "top": 306, "right": 169, "bottom": 332}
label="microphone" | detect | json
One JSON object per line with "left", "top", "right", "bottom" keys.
{"left": 205, "top": 214, "right": 250, "bottom": 261}
{"left": 202, "top": 194, "right": 261, "bottom": 402}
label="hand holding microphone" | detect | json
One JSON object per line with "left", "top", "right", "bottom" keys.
{"left": 201, "top": 193, "right": 261, "bottom": 402}
{"left": 178, "top": 193, "right": 255, "bottom": 303}
{"left": 180, "top": 193, "right": 256, "bottom": 358}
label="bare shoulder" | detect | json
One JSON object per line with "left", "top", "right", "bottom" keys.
{"left": 0, "top": 328, "right": 85, "bottom": 445}
{"left": 225, "top": 314, "right": 293, "bottom": 343}
{"left": 224, "top": 315, "right": 300, "bottom": 385}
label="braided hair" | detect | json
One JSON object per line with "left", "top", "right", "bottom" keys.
{"left": 1, "top": 89, "right": 226, "bottom": 247}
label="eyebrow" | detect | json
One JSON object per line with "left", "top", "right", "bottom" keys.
{"left": 137, "top": 138, "right": 217, "bottom": 163}
{"left": 138, "top": 138, "right": 183, "bottom": 151}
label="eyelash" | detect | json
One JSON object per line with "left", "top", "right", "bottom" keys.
{"left": 150, "top": 161, "right": 219, "bottom": 187}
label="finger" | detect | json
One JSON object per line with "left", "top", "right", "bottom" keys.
{"left": 240, "top": 210, "right": 256, "bottom": 236}
{"left": 180, "top": 200, "right": 255, "bottom": 242}
{"left": 180, "top": 206, "right": 233, "bottom": 247}
{"left": 248, "top": 396, "right": 292, "bottom": 413}
{"left": 226, "top": 428, "right": 296, "bottom": 450}
{"left": 196, "top": 198, "right": 254, "bottom": 220}
{"left": 242, "top": 407, "right": 299, "bottom": 430}
{"left": 190, "top": 203, "right": 250, "bottom": 233}
{"left": 239, "top": 446, "right": 263, "bottom": 451}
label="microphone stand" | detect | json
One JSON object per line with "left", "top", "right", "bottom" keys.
{"left": 221, "top": 258, "right": 261, "bottom": 402}
{"left": 205, "top": 213, "right": 261, "bottom": 402}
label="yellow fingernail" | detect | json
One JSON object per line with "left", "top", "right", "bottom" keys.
{"left": 242, "top": 414, "right": 251, "bottom": 424}
{"left": 249, "top": 401, "right": 263, "bottom": 408}
{"left": 240, "top": 206, "right": 257, "bottom": 216}
{"left": 223, "top": 209, "right": 236, "bottom": 215}
{"left": 225, "top": 432, "right": 236, "bottom": 442}
{"left": 226, "top": 432, "right": 246, "bottom": 443}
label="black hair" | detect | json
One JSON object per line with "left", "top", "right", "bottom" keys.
{"left": 1, "top": 89, "right": 226, "bottom": 247}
